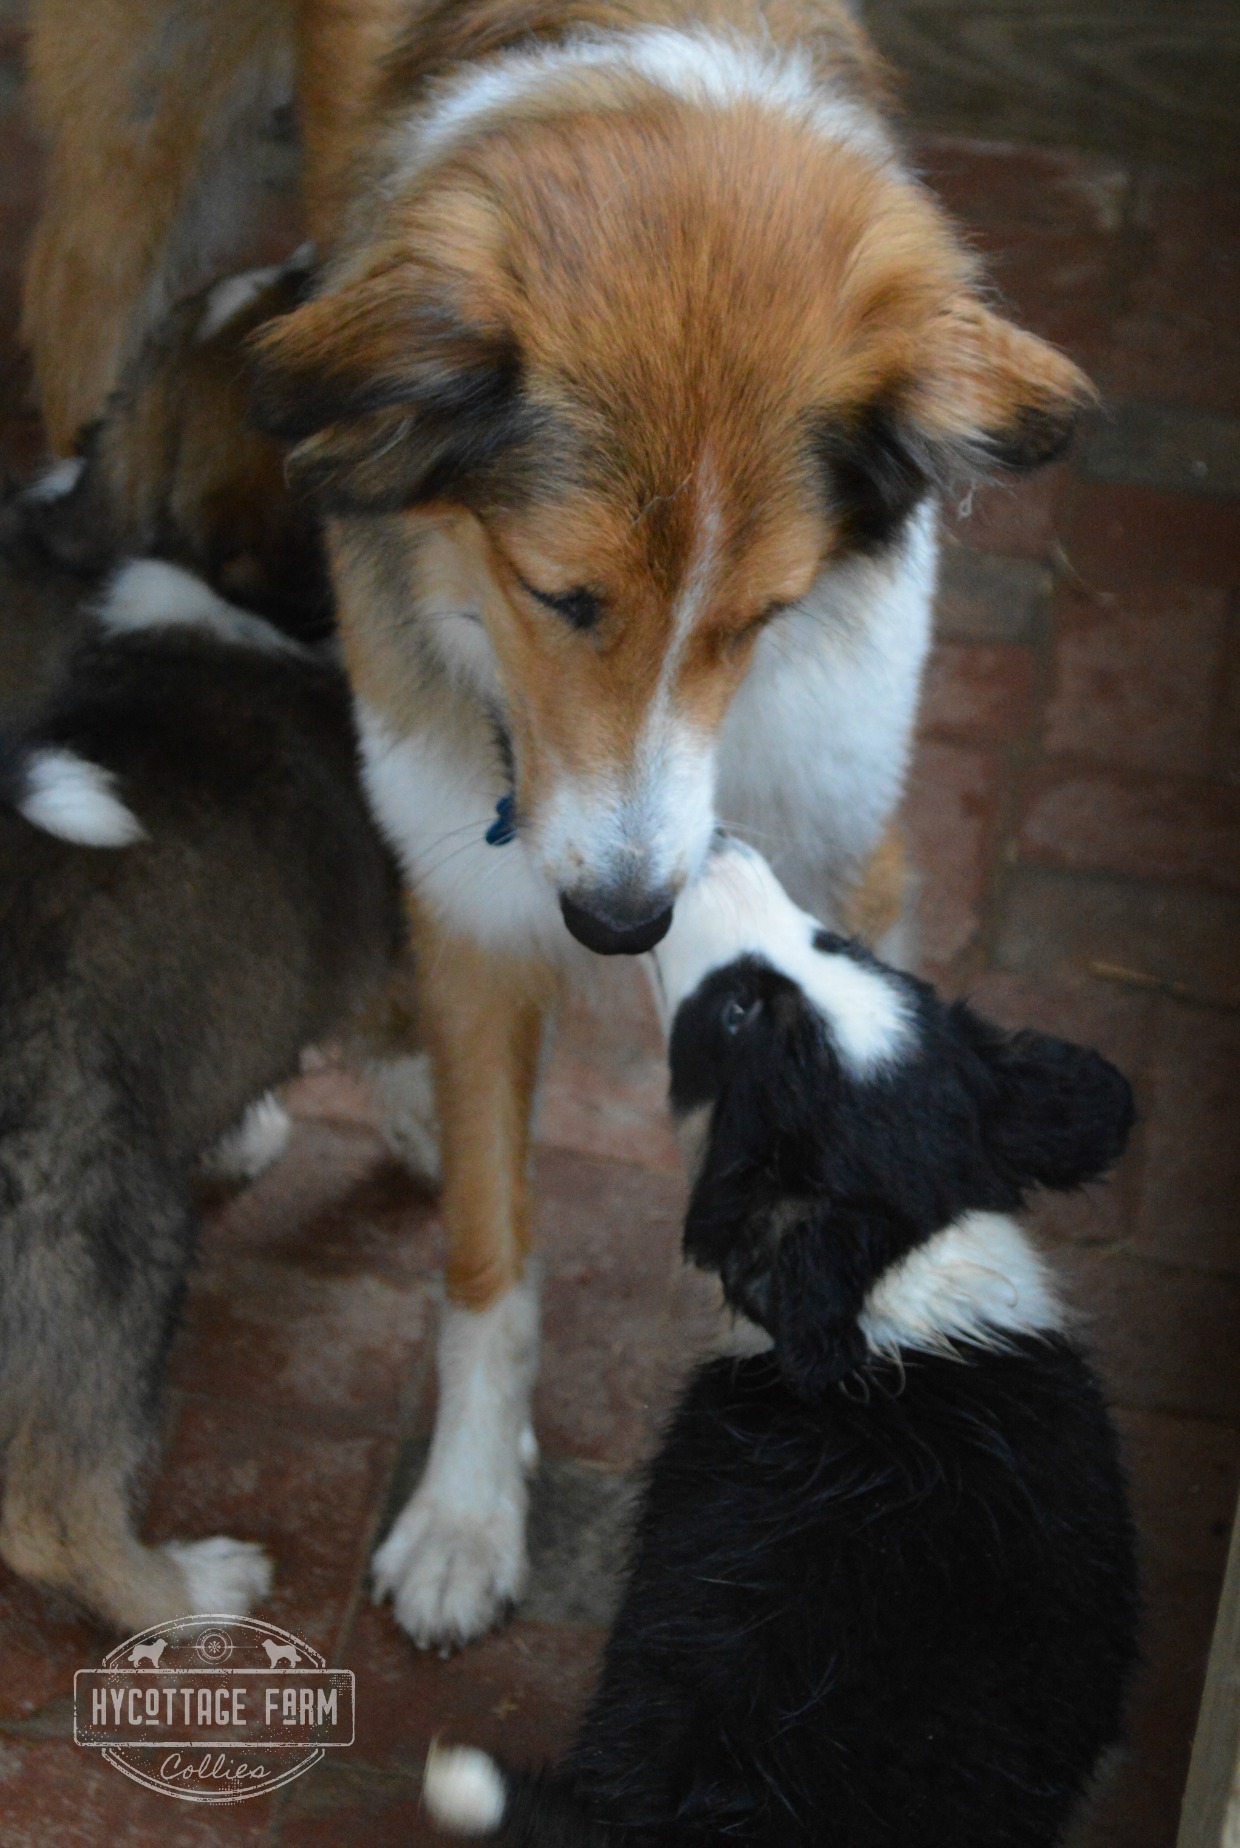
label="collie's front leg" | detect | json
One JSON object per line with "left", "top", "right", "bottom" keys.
{"left": 371, "top": 913, "right": 554, "bottom": 1649}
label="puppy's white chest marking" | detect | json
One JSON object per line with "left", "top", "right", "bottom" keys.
{"left": 861, "top": 1212, "right": 1065, "bottom": 1359}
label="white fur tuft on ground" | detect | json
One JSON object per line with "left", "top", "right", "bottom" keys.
{"left": 200, "top": 1093, "right": 293, "bottom": 1184}
{"left": 23, "top": 455, "right": 85, "bottom": 501}
{"left": 18, "top": 748, "right": 145, "bottom": 847}
{"left": 424, "top": 1742, "right": 508, "bottom": 1835}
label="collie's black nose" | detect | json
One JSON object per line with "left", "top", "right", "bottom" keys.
{"left": 560, "top": 891, "right": 675, "bottom": 956}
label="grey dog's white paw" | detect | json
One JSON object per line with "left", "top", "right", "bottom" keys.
{"left": 371, "top": 1488, "right": 527, "bottom": 1652}
{"left": 165, "top": 1536, "right": 274, "bottom": 1615}
{"left": 366, "top": 1053, "right": 441, "bottom": 1187}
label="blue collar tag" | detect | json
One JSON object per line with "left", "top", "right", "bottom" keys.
{"left": 485, "top": 792, "right": 516, "bottom": 847}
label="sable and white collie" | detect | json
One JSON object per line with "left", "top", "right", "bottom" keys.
{"left": 423, "top": 841, "right": 1139, "bottom": 1846}
{"left": 24, "top": 0, "right": 1092, "bottom": 1649}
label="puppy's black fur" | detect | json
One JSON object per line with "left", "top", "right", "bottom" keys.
{"left": 0, "top": 533, "right": 401, "bottom": 1631}
{"left": 672, "top": 944, "right": 1133, "bottom": 1395}
{"left": 426, "top": 935, "right": 1138, "bottom": 1847}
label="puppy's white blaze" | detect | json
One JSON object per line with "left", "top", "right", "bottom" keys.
{"left": 25, "top": 456, "right": 85, "bottom": 501}
{"left": 424, "top": 1743, "right": 507, "bottom": 1836}
{"left": 18, "top": 749, "right": 145, "bottom": 848}
{"left": 97, "top": 560, "right": 306, "bottom": 656}
{"left": 654, "top": 840, "right": 910, "bottom": 1074}
{"left": 403, "top": 26, "right": 894, "bottom": 175}
{"left": 196, "top": 263, "right": 281, "bottom": 342}
{"left": 861, "top": 1211, "right": 1065, "bottom": 1359}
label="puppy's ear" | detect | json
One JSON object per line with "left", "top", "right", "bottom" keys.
{"left": 978, "top": 1022, "right": 1135, "bottom": 1193}
{"left": 907, "top": 297, "right": 1096, "bottom": 477}
{"left": 764, "top": 1204, "right": 916, "bottom": 1401}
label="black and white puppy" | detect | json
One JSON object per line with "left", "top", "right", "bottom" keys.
{"left": 0, "top": 538, "right": 401, "bottom": 1633}
{"left": 424, "top": 841, "right": 1139, "bottom": 1847}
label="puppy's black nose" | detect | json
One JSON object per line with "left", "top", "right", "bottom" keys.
{"left": 560, "top": 891, "right": 674, "bottom": 956}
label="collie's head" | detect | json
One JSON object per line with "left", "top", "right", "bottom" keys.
{"left": 655, "top": 839, "right": 1133, "bottom": 1395}
{"left": 253, "top": 33, "right": 1091, "bottom": 953}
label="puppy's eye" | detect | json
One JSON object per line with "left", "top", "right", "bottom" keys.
{"left": 518, "top": 576, "right": 603, "bottom": 632}
{"left": 721, "top": 997, "right": 756, "bottom": 1037}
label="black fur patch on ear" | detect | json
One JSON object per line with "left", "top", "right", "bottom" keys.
{"left": 972, "top": 401, "right": 1081, "bottom": 474}
{"left": 961, "top": 1014, "right": 1136, "bottom": 1194}
{"left": 253, "top": 323, "right": 522, "bottom": 448}
{"left": 249, "top": 303, "right": 548, "bottom": 513}
{"left": 814, "top": 402, "right": 932, "bottom": 555}
{"left": 285, "top": 379, "right": 548, "bottom": 515}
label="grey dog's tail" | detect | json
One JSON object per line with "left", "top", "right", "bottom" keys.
{"left": 423, "top": 1743, "right": 618, "bottom": 1847}
{"left": 0, "top": 731, "right": 143, "bottom": 847}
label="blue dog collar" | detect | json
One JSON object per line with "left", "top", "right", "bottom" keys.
{"left": 485, "top": 792, "right": 516, "bottom": 847}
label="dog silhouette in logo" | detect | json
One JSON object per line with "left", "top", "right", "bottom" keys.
{"left": 129, "top": 1637, "right": 167, "bottom": 1669}
{"left": 262, "top": 1639, "right": 299, "bottom": 1669}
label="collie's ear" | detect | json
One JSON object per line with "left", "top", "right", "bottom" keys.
{"left": 248, "top": 262, "right": 533, "bottom": 512}
{"left": 978, "top": 1023, "right": 1135, "bottom": 1194}
{"left": 909, "top": 298, "right": 1096, "bottom": 477}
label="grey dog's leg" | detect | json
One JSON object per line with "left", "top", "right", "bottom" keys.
{"left": 0, "top": 1158, "right": 270, "bottom": 1630}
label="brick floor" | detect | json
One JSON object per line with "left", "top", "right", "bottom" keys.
{"left": 1, "top": 16, "right": 1239, "bottom": 1848}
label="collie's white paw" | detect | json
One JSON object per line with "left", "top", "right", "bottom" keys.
{"left": 165, "top": 1535, "right": 273, "bottom": 1615}
{"left": 371, "top": 1489, "right": 527, "bottom": 1652}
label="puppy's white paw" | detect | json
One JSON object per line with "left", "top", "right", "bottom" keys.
{"left": 166, "top": 1536, "right": 274, "bottom": 1615}
{"left": 200, "top": 1093, "right": 292, "bottom": 1184}
{"left": 518, "top": 1424, "right": 540, "bottom": 1475}
{"left": 371, "top": 1490, "right": 527, "bottom": 1651}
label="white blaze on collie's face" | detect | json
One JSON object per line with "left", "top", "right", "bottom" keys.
{"left": 651, "top": 838, "right": 912, "bottom": 1075}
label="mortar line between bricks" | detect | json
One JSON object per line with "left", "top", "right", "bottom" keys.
{"left": 1207, "top": 590, "right": 1240, "bottom": 781}
{"left": 168, "top": 1383, "right": 404, "bottom": 1445}
{"left": 1107, "top": 1400, "right": 1240, "bottom": 1436}
{"left": 969, "top": 535, "right": 1065, "bottom": 978}
{"left": 1025, "top": 747, "right": 1240, "bottom": 794}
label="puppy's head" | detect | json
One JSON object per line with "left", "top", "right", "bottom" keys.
{"left": 23, "top": 251, "right": 332, "bottom": 641}
{"left": 251, "top": 45, "right": 1091, "bottom": 954}
{"left": 656, "top": 842, "right": 1133, "bottom": 1396}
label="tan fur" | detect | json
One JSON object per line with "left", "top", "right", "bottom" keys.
{"left": 0, "top": 1420, "right": 189, "bottom": 1632}
{"left": 840, "top": 821, "right": 911, "bottom": 947}
{"left": 24, "top": 0, "right": 296, "bottom": 450}
{"left": 412, "top": 901, "right": 559, "bottom": 1307}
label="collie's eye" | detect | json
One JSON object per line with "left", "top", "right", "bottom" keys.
{"left": 519, "top": 576, "right": 603, "bottom": 631}
{"left": 731, "top": 600, "right": 794, "bottom": 652}
{"left": 721, "top": 996, "right": 754, "bottom": 1037}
